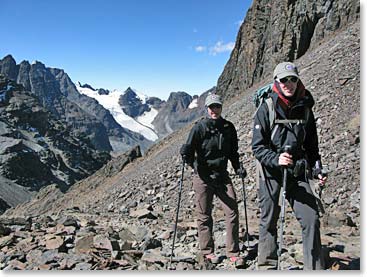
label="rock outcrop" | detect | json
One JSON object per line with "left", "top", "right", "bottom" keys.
{"left": 216, "top": 0, "right": 360, "bottom": 100}
{"left": 152, "top": 88, "right": 212, "bottom": 138}
{"left": 118, "top": 87, "right": 151, "bottom": 118}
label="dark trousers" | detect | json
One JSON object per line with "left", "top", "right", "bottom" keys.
{"left": 193, "top": 174, "right": 240, "bottom": 257}
{"left": 258, "top": 176, "right": 323, "bottom": 270}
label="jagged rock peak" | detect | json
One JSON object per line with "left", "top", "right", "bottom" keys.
{"left": 77, "top": 82, "right": 96, "bottom": 91}
{"left": 166, "top": 91, "right": 192, "bottom": 110}
{"left": 30, "top": 60, "right": 45, "bottom": 66}
{"left": 119, "top": 87, "right": 149, "bottom": 118}
{"left": 0, "top": 55, "right": 17, "bottom": 80}
{"left": 1, "top": 54, "right": 16, "bottom": 63}
{"left": 97, "top": 88, "right": 109, "bottom": 95}
{"left": 123, "top": 87, "right": 139, "bottom": 98}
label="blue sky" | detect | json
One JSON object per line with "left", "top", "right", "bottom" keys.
{"left": 1, "top": 0, "right": 251, "bottom": 100}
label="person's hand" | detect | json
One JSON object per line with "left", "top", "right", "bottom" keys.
{"left": 236, "top": 166, "right": 247, "bottom": 179}
{"left": 317, "top": 174, "right": 327, "bottom": 186}
{"left": 278, "top": 152, "right": 293, "bottom": 167}
{"left": 180, "top": 144, "right": 191, "bottom": 162}
{"left": 312, "top": 160, "right": 327, "bottom": 186}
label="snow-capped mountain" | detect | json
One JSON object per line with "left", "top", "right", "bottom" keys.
{"left": 76, "top": 83, "right": 159, "bottom": 141}
{"left": 76, "top": 82, "right": 210, "bottom": 142}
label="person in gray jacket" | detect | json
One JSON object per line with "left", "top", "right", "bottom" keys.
{"left": 252, "top": 62, "right": 327, "bottom": 270}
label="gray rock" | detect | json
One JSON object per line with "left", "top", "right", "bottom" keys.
{"left": 0, "top": 224, "right": 11, "bottom": 236}
{"left": 25, "top": 249, "right": 43, "bottom": 264}
{"left": 129, "top": 208, "right": 157, "bottom": 220}
{"left": 74, "top": 262, "right": 92, "bottom": 270}
{"left": 58, "top": 215, "right": 79, "bottom": 228}
{"left": 75, "top": 235, "right": 94, "bottom": 254}
{"left": 141, "top": 238, "right": 162, "bottom": 250}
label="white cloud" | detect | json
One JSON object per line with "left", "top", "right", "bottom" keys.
{"left": 209, "top": 41, "right": 235, "bottom": 56}
{"left": 195, "top": 45, "right": 207, "bottom": 52}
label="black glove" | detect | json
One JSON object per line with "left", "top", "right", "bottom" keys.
{"left": 236, "top": 166, "right": 247, "bottom": 179}
{"left": 180, "top": 144, "right": 191, "bottom": 162}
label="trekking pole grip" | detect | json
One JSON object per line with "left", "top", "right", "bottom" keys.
{"left": 284, "top": 145, "right": 291, "bottom": 155}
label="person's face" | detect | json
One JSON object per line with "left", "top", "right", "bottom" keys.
{"left": 207, "top": 104, "right": 222, "bottom": 119}
{"left": 277, "top": 76, "right": 299, "bottom": 97}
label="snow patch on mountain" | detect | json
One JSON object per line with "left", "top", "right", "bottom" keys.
{"left": 188, "top": 98, "right": 198, "bottom": 109}
{"left": 132, "top": 88, "right": 148, "bottom": 105}
{"left": 76, "top": 83, "right": 158, "bottom": 141}
{"left": 136, "top": 108, "right": 158, "bottom": 130}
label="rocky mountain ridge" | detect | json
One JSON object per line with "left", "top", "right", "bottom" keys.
{"left": 0, "top": 56, "right": 151, "bottom": 154}
{"left": 0, "top": 75, "right": 110, "bottom": 213}
{"left": 151, "top": 89, "right": 211, "bottom": 138}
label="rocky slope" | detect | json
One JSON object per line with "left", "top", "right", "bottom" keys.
{"left": 0, "top": 18, "right": 360, "bottom": 270}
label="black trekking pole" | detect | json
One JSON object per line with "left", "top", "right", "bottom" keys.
{"left": 277, "top": 145, "right": 291, "bottom": 270}
{"left": 169, "top": 157, "right": 185, "bottom": 269}
{"left": 240, "top": 165, "right": 250, "bottom": 251}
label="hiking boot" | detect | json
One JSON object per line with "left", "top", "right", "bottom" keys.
{"left": 205, "top": 254, "right": 220, "bottom": 264}
{"left": 229, "top": 256, "right": 245, "bottom": 268}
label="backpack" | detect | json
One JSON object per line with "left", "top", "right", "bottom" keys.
{"left": 253, "top": 83, "right": 276, "bottom": 130}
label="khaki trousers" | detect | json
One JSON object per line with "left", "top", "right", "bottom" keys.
{"left": 193, "top": 174, "right": 239, "bottom": 257}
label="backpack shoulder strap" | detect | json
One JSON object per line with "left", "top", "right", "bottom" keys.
{"left": 264, "top": 97, "right": 276, "bottom": 130}
{"left": 253, "top": 94, "right": 277, "bottom": 141}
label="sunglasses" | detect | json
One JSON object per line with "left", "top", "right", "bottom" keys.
{"left": 278, "top": 76, "right": 299, "bottom": 84}
{"left": 208, "top": 104, "right": 222, "bottom": 109}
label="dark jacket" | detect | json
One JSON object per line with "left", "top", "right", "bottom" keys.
{"left": 252, "top": 88, "right": 321, "bottom": 181}
{"left": 185, "top": 117, "right": 240, "bottom": 180}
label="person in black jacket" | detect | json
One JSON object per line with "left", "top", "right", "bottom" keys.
{"left": 180, "top": 94, "right": 246, "bottom": 266}
{"left": 252, "top": 62, "right": 327, "bottom": 270}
